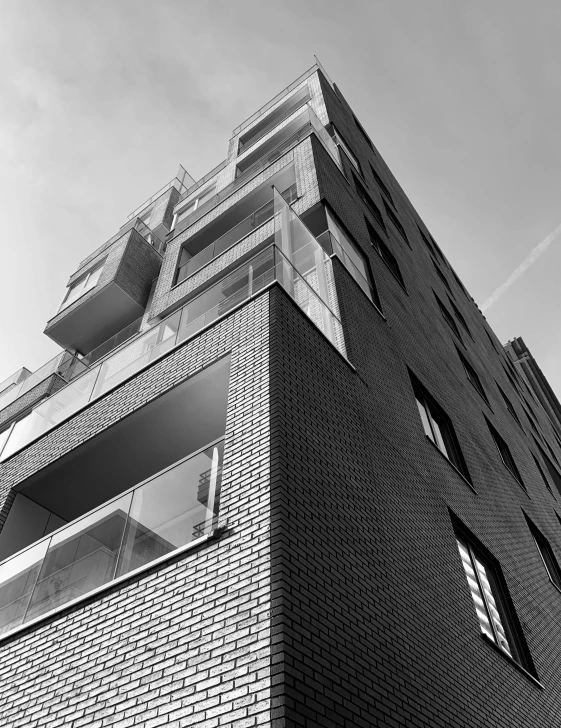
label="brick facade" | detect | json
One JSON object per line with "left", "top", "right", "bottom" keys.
{"left": 2, "top": 62, "right": 561, "bottom": 727}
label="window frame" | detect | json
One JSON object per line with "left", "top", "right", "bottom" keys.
{"left": 453, "top": 518, "right": 537, "bottom": 678}
{"left": 366, "top": 219, "right": 406, "bottom": 290}
{"left": 172, "top": 184, "right": 217, "bottom": 229}
{"left": 524, "top": 514, "right": 561, "bottom": 591}
{"left": 352, "top": 172, "right": 386, "bottom": 231}
{"left": 456, "top": 348, "right": 489, "bottom": 405}
{"left": 487, "top": 419, "right": 526, "bottom": 489}
{"left": 329, "top": 124, "right": 362, "bottom": 176}
{"left": 383, "top": 200, "right": 410, "bottom": 247}
{"left": 412, "top": 376, "right": 471, "bottom": 483}
{"left": 59, "top": 259, "right": 105, "bottom": 312}
{"left": 369, "top": 163, "right": 394, "bottom": 206}
{"left": 434, "top": 292, "right": 463, "bottom": 342}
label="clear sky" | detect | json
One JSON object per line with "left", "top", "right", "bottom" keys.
{"left": 1, "top": 0, "right": 561, "bottom": 394}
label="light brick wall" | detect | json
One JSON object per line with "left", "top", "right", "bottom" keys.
{"left": 0, "top": 294, "right": 273, "bottom": 728}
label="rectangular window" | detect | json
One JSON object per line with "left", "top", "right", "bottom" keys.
{"left": 173, "top": 184, "right": 216, "bottom": 228}
{"left": 369, "top": 164, "right": 394, "bottom": 206}
{"left": 533, "top": 437, "right": 561, "bottom": 495}
{"left": 447, "top": 296, "right": 471, "bottom": 337}
{"left": 434, "top": 263, "right": 453, "bottom": 295}
{"left": 59, "top": 260, "right": 105, "bottom": 312}
{"left": 325, "top": 209, "right": 381, "bottom": 308}
{"left": 456, "top": 349, "right": 488, "bottom": 404}
{"left": 412, "top": 377, "right": 471, "bottom": 481}
{"left": 330, "top": 125, "right": 362, "bottom": 175}
{"left": 383, "top": 201, "right": 409, "bottom": 245}
{"left": 497, "top": 384, "right": 522, "bottom": 427}
{"left": 487, "top": 419, "right": 525, "bottom": 488}
{"left": 455, "top": 524, "right": 534, "bottom": 674}
{"left": 353, "top": 114, "right": 374, "bottom": 151}
{"left": 366, "top": 219, "right": 405, "bottom": 289}
{"left": 525, "top": 515, "right": 561, "bottom": 590}
{"left": 434, "top": 292, "right": 463, "bottom": 342}
{"left": 352, "top": 173, "right": 385, "bottom": 231}
{"left": 532, "top": 453, "right": 553, "bottom": 495}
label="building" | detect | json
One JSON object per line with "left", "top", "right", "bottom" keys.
{"left": 0, "top": 60, "right": 561, "bottom": 727}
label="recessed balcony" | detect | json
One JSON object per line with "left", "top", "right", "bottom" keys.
{"left": 44, "top": 220, "right": 164, "bottom": 354}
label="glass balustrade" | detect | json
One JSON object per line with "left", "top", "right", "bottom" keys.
{"left": 0, "top": 441, "right": 223, "bottom": 636}
{"left": 0, "top": 196, "right": 348, "bottom": 463}
{"left": 317, "top": 230, "right": 374, "bottom": 302}
{"left": 175, "top": 184, "right": 298, "bottom": 286}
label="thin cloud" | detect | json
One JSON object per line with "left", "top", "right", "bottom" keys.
{"left": 481, "top": 222, "right": 561, "bottom": 311}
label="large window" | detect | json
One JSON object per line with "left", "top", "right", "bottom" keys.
{"left": 412, "top": 377, "right": 471, "bottom": 482}
{"left": 487, "top": 419, "right": 525, "bottom": 488}
{"left": 59, "top": 260, "right": 105, "bottom": 312}
{"left": 366, "top": 219, "right": 405, "bottom": 289}
{"left": 352, "top": 173, "right": 385, "bottom": 231}
{"left": 524, "top": 515, "right": 561, "bottom": 591}
{"left": 455, "top": 524, "right": 535, "bottom": 674}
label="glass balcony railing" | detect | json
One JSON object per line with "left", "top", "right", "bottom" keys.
{"left": 317, "top": 230, "right": 375, "bottom": 303}
{"left": 0, "top": 192, "right": 347, "bottom": 463}
{"left": 175, "top": 184, "right": 298, "bottom": 286}
{"left": 0, "top": 352, "right": 88, "bottom": 415}
{"left": 172, "top": 105, "right": 341, "bottom": 238}
{"left": 0, "top": 440, "right": 223, "bottom": 637}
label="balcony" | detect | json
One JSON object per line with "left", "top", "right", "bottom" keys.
{"left": 0, "top": 439, "right": 223, "bottom": 636}
{"left": 0, "top": 191, "right": 348, "bottom": 463}
{"left": 171, "top": 104, "right": 341, "bottom": 239}
{"left": 0, "top": 351, "right": 87, "bottom": 427}
{"left": 44, "top": 219, "right": 164, "bottom": 354}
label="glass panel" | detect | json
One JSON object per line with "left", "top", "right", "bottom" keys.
{"left": 0, "top": 540, "right": 50, "bottom": 635}
{"left": 116, "top": 442, "right": 223, "bottom": 578}
{"left": 175, "top": 200, "right": 196, "bottom": 225}
{"left": 474, "top": 556, "right": 513, "bottom": 656}
{"left": 84, "top": 263, "right": 103, "bottom": 292}
{"left": 416, "top": 399, "right": 434, "bottom": 442}
{"left": 24, "top": 493, "right": 133, "bottom": 623}
{"left": 93, "top": 311, "right": 181, "bottom": 398}
{"left": 197, "top": 185, "right": 216, "bottom": 206}
{"left": 457, "top": 540, "right": 495, "bottom": 642}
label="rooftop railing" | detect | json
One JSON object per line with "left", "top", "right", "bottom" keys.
{"left": 126, "top": 165, "right": 195, "bottom": 221}
{"left": 0, "top": 439, "right": 223, "bottom": 637}
{"left": 0, "top": 193, "right": 347, "bottom": 463}
{"left": 171, "top": 104, "right": 341, "bottom": 239}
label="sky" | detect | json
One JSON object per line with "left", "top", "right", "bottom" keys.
{"left": 1, "top": 0, "right": 561, "bottom": 394}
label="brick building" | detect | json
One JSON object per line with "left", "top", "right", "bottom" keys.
{"left": 1, "top": 61, "right": 561, "bottom": 727}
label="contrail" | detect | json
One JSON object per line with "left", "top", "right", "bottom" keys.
{"left": 481, "top": 221, "right": 561, "bottom": 311}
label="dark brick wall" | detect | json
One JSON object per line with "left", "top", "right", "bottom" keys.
{"left": 266, "top": 79, "right": 561, "bottom": 726}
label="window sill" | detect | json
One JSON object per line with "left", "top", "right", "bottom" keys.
{"left": 0, "top": 524, "right": 227, "bottom": 645}
{"left": 425, "top": 435, "right": 477, "bottom": 494}
{"left": 480, "top": 634, "right": 543, "bottom": 689}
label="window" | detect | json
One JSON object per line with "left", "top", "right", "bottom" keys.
{"left": 417, "top": 225, "right": 437, "bottom": 258}
{"left": 325, "top": 209, "right": 381, "bottom": 308}
{"left": 59, "top": 260, "right": 105, "bottom": 312}
{"left": 369, "top": 164, "right": 394, "bottom": 206}
{"left": 456, "top": 348, "right": 488, "bottom": 404}
{"left": 487, "top": 419, "right": 525, "bottom": 488}
{"left": 383, "top": 201, "right": 409, "bottom": 246}
{"left": 485, "top": 329, "right": 500, "bottom": 355}
{"left": 497, "top": 384, "right": 522, "bottom": 427}
{"left": 412, "top": 377, "right": 471, "bottom": 481}
{"left": 533, "top": 437, "right": 561, "bottom": 496}
{"left": 434, "top": 292, "right": 463, "bottom": 342}
{"left": 434, "top": 263, "right": 453, "bottom": 296}
{"left": 531, "top": 453, "right": 553, "bottom": 495}
{"left": 352, "top": 173, "right": 385, "bottom": 230}
{"left": 447, "top": 296, "right": 472, "bottom": 337}
{"left": 330, "top": 125, "right": 362, "bottom": 176}
{"left": 524, "top": 515, "right": 561, "bottom": 590}
{"left": 353, "top": 114, "right": 374, "bottom": 151}
{"left": 366, "top": 219, "right": 405, "bottom": 289}
{"left": 173, "top": 184, "right": 216, "bottom": 228}
{"left": 455, "top": 523, "right": 534, "bottom": 673}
